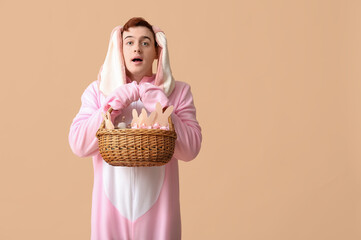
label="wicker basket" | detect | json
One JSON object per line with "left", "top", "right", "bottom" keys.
{"left": 96, "top": 107, "right": 177, "bottom": 167}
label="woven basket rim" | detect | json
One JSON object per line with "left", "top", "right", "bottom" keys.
{"left": 96, "top": 128, "right": 177, "bottom": 137}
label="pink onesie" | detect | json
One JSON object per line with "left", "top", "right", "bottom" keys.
{"left": 68, "top": 74, "right": 202, "bottom": 239}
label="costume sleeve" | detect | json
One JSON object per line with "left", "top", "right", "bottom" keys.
{"left": 69, "top": 81, "right": 141, "bottom": 157}
{"left": 171, "top": 83, "right": 202, "bottom": 162}
{"left": 68, "top": 82, "right": 104, "bottom": 158}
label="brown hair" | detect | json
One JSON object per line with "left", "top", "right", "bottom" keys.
{"left": 121, "top": 17, "right": 157, "bottom": 47}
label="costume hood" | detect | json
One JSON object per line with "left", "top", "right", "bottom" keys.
{"left": 98, "top": 25, "right": 175, "bottom": 97}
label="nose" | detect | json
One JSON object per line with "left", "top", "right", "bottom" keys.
{"left": 133, "top": 43, "right": 141, "bottom": 53}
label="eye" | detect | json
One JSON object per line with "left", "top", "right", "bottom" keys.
{"left": 142, "top": 42, "right": 149, "bottom": 46}
{"left": 126, "top": 41, "right": 133, "bottom": 45}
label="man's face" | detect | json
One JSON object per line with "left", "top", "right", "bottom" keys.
{"left": 122, "top": 26, "right": 157, "bottom": 78}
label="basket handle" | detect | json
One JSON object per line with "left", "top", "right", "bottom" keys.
{"left": 168, "top": 116, "right": 175, "bottom": 131}
{"left": 99, "top": 106, "right": 175, "bottom": 131}
{"left": 99, "top": 107, "right": 114, "bottom": 130}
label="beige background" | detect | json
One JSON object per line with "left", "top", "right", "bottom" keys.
{"left": 0, "top": 0, "right": 360, "bottom": 239}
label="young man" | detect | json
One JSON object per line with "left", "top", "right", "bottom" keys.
{"left": 69, "top": 17, "right": 202, "bottom": 240}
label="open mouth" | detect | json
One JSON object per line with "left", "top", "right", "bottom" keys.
{"left": 132, "top": 58, "right": 143, "bottom": 62}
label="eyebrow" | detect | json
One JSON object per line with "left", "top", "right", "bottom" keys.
{"left": 123, "top": 35, "right": 152, "bottom": 41}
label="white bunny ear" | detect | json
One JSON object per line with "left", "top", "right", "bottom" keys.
{"left": 153, "top": 30, "right": 175, "bottom": 97}
{"left": 99, "top": 26, "right": 127, "bottom": 97}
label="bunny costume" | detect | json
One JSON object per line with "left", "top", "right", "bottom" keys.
{"left": 68, "top": 24, "right": 202, "bottom": 240}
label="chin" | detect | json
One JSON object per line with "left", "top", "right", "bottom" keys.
{"left": 130, "top": 69, "right": 144, "bottom": 75}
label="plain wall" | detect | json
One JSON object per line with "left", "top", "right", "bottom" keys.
{"left": 0, "top": 0, "right": 360, "bottom": 239}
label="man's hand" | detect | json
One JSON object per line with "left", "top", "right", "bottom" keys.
{"left": 139, "top": 82, "right": 169, "bottom": 112}
{"left": 104, "top": 81, "right": 140, "bottom": 112}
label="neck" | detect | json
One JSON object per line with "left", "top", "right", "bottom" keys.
{"left": 126, "top": 69, "right": 153, "bottom": 83}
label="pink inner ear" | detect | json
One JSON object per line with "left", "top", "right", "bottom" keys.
{"left": 155, "top": 46, "right": 164, "bottom": 87}
{"left": 152, "top": 26, "right": 161, "bottom": 33}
